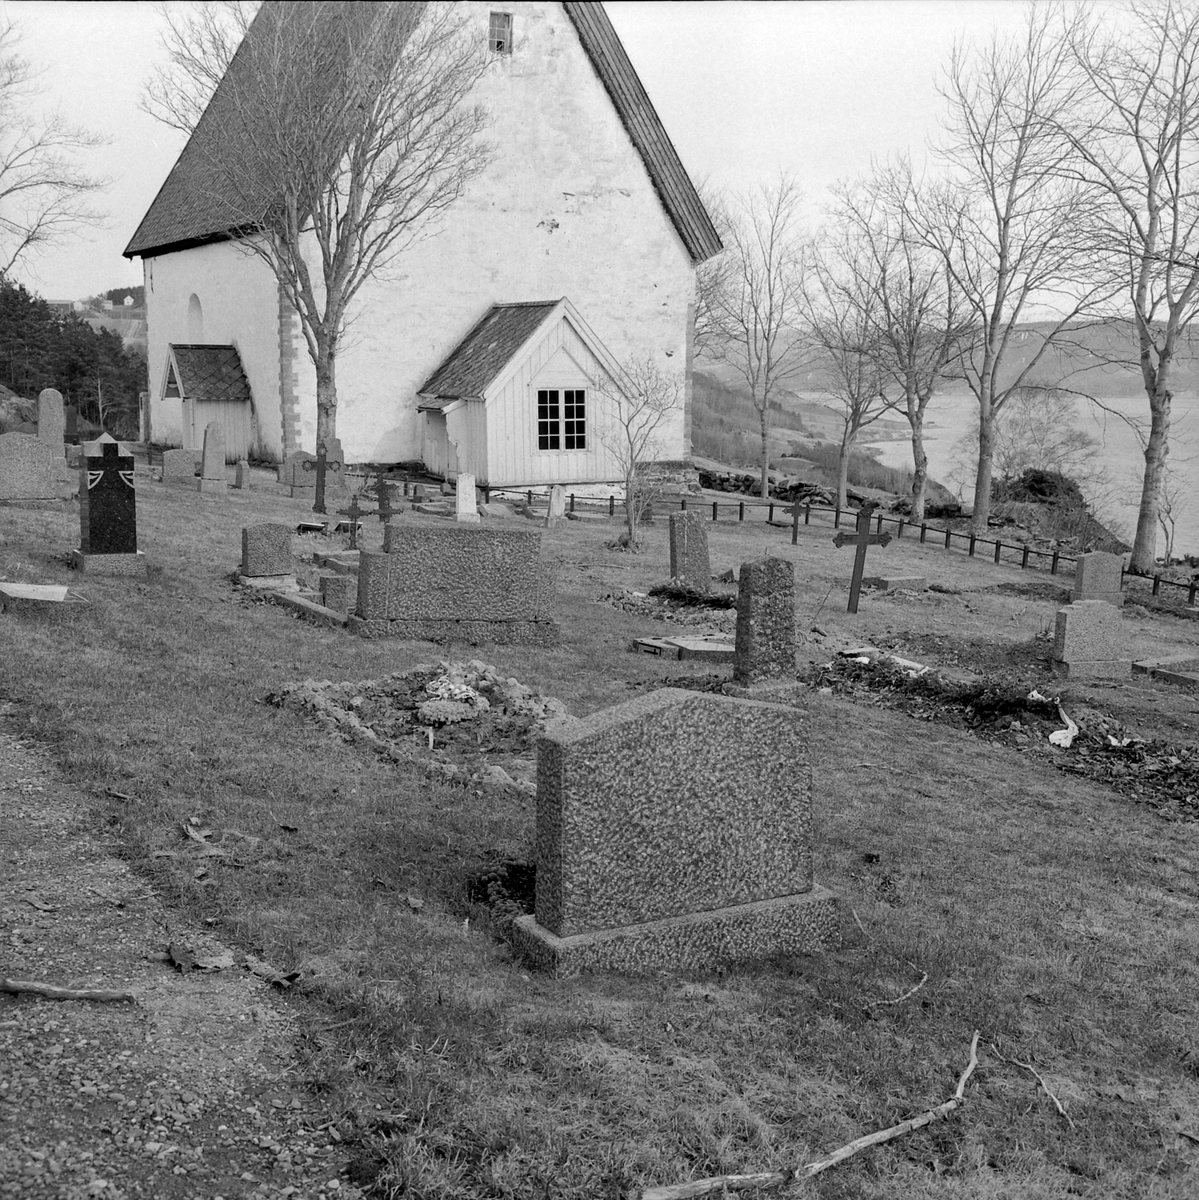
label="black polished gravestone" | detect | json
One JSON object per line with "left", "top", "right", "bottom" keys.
{"left": 70, "top": 434, "right": 147, "bottom": 576}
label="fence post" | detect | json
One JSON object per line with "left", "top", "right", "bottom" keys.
{"left": 994, "top": 539, "right": 1002, "bottom": 564}
{"left": 875, "top": 513, "right": 884, "bottom": 535}
{"left": 1153, "top": 574, "right": 1162, "bottom": 597}
{"left": 527, "top": 490, "right": 533, "bottom": 507}
{"left": 944, "top": 528, "right": 952, "bottom": 549}
{"left": 834, "top": 507, "right": 841, "bottom": 529}
{"left": 1189, "top": 578, "right": 1197, "bottom": 606}
{"left": 792, "top": 503, "right": 799, "bottom": 545}
{"left": 1051, "top": 550, "right": 1060, "bottom": 575}
{"left": 570, "top": 493, "right": 576, "bottom": 513}
{"left": 766, "top": 502, "right": 772, "bottom": 522}
{"left": 920, "top": 523, "right": 927, "bottom": 544}
{"left": 681, "top": 498, "right": 687, "bottom": 512}
{"left": 741, "top": 501, "right": 747, "bottom": 522}
{"left": 1022, "top": 545, "right": 1030, "bottom": 569}
{"left": 968, "top": 534, "right": 977, "bottom": 557}
{"left": 712, "top": 501, "right": 719, "bottom": 522}
{"left": 609, "top": 495, "right": 615, "bottom": 518}
{"left": 897, "top": 519, "right": 904, "bottom": 539}
{"left": 805, "top": 504, "right": 811, "bottom": 525}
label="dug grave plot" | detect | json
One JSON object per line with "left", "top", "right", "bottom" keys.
{"left": 266, "top": 658, "right": 569, "bottom": 797}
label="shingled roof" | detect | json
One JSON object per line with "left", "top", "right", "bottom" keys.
{"left": 125, "top": 2, "right": 720, "bottom": 264}
{"left": 168, "top": 345, "right": 252, "bottom": 403}
{"left": 417, "top": 302, "right": 561, "bottom": 400}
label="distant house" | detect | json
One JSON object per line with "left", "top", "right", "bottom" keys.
{"left": 122, "top": 1, "right": 720, "bottom": 476}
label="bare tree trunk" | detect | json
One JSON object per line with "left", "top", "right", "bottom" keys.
{"left": 625, "top": 470, "right": 637, "bottom": 547}
{"left": 972, "top": 403, "right": 995, "bottom": 534}
{"left": 1131, "top": 391, "right": 1170, "bottom": 571}
{"left": 758, "top": 406, "right": 770, "bottom": 499}
{"left": 836, "top": 427, "right": 852, "bottom": 509}
{"left": 315, "top": 350, "right": 337, "bottom": 450}
{"left": 909, "top": 408, "right": 929, "bottom": 522}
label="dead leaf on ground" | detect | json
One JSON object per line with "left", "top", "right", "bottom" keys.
{"left": 406, "top": 894, "right": 424, "bottom": 912}
{"left": 183, "top": 823, "right": 213, "bottom": 844}
{"left": 167, "top": 944, "right": 196, "bottom": 974}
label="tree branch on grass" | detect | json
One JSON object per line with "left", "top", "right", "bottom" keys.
{"left": 2, "top": 975, "right": 134, "bottom": 1003}
{"left": 989, "top": 1041, "right": 1075, "bottom": 1129}
{"left": 640, "top": 1030, "right": 981, "bottom": 1200}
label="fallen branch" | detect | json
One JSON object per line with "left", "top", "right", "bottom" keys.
{"left": 990, "top": 1042, "right": 1074, "bottom": 1129}
{"left": 1, "top": 976, "right": 135, "bottom": 1003}
{"left": 870, "top": 972, "right": 929, "bottom": 1008}
{"left": 641, "top": 1031, "right": 981, "bottom": 1200}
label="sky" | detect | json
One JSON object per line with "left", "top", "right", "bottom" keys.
{"left": 1, "top": 0, "right": 1040, "bottom": 302}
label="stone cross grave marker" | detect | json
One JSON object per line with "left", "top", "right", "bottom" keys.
{"left": 510, "top": 687, "right": 839, "bottom": 975}
{"left": 37, "top": 388, "right": 65, "bottom": 453}
{"left": 200, "top": 422, "right": 226, "bottom": 494}
{"left": 833, "top": 500, "right": 892, "bottom": 614}
{"left": 669, "top": 510, "right": 710, "bottom": 591}
{"left": 73, "top": 434, "right": 146, "bottom": 575}
{"left": 337, "top": 493, "right": 365, "bottom": 549}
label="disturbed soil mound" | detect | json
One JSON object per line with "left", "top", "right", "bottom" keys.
{"left": 803, "top": 656, "right": 1199, "bottom": 821}
{"left": 265, "top": 660, "right": 569, "bottom": 795}
{"left": 596, "top": 586, "right": 737, "bottom": 634}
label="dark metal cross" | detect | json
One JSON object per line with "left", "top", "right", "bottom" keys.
{"left": 337, "top": 493, "right": 364, "bottom": 550}
{"left": 302, "top": 442, "right": 343, "bottom": 515}
{"left": 376, "top": 472, "right": 396, "bottom": 524}
{"left": 833, "top": 501, "right": 892, "bottom": 614}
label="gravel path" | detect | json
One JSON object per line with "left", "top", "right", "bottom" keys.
{"left": 0, "top": 704, "right": 364, "bottom": 1200}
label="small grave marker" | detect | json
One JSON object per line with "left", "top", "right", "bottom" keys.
{"left": 337, "top": 494, "right": 365, "bottom": 549}
{"left": 376, "top": 476, "right": 397, "bottom": 524}
{"left": 302, "top": 440, "right": 344, "bottom": 514}
{"left": 199, "top": 422, "right": 227, "bottom": 494}
{"left": 833, "top": 501, "right": 892, "bottom": 613}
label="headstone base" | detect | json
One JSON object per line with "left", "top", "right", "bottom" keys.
{"left": 236, "top": 572, "right": 299, "bottom": 592}
{"left": 1051, "top": 659, "right": 1131, "bottom": 680}
{"left": 347, "top": 616, "right": 560, "bottom": 645}
{"left": 511, "top": 885, "right": 839, "bottom": 976}
{"left": 199, "top": 479, "right": 227, "bottom": 495}
{"left": 289, "top": 484, "right": 315, "bottom": 499}
{"left": 457, "top": 512, "right": 481, "bottom": 524}
{"left": 864, "top": 575, "right": 927, "bottom": 591}
{"left": 721, "top": 679, "right": 803, "bottom": 702}
{"left": 70, "top": 550, "right": 147, "bottom": 577}
{"left": 633, "top": 635, "right": 735, "bottom": 663}
{"left": 1070, "top": 590, "right": 1124, "bottom": 607}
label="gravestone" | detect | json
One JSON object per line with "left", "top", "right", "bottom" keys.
{"left": 278, "top": 450, "right": 317, "bottom": 497}
{"left": 544, "top": 484, "right": 566, "bottom": 529}
{"left": 728, "top": 557, "right": 797, "bottom": 693}
{"left": 1052, "top": 600, "right": 1130, "bottom": 680}
{"left": 349, "top": 524, "right": 558, "bottom": 644}
{"left": 199, "top": 422, "right": 227, "bottom": 494}
{"left": 234, "top": 459, "right": 250, "bottom": 489}
{"left": 71, "top": 434, "right": 145, "bottom": 576}
{"left": 37, "top": 388, "right": 65, "bottom": 452}
{"left": 161, "top": 447, "right": 198, "bottom": 487}
{"left": 668, "top": 510, "right": 710, "bottom": 591}
{"left": 320, "top": 574, "right": 353, "bottom": 613}
{"left": 455, "top": 472, "right": 480, "bottom": 524}
{"left": 510, "top": 688, "right": 838, "bottom": 975}
{"left": 240, "top": 523, "right": 294, "bottom": 579}
{"left": 1071, "top": 551, "right": 1125, "bottom": 607}
{"left": 0, "top": 432, "right": 73, "bottom": 501}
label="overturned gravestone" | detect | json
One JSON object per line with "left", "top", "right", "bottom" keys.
{"left": 349, "top": 525, "right": 558, "bottom": 644}
{"left": 725, "top": 556, "right": 797, "bottom": 697}
{"left": 1052, "top": 600, "right": 1130, "bottom": 680}
{"left": 37, "top": 389, "right": 65, "bottom": 452}
{"left": 199, "top": 422, "right": 226, "bottom": 495}
{"left": 511, "top": 687, "right": 838, "bottom": 974}
{"left": 0, "top": 431, "right": 73, "bottom": 502}
{"left": 669, "top": 510, "right": 710, "bottom": 591}
{"left": 161, "top": 447, "right": 198, "bottom": 487}
{"left": 71, "top": 434, "right": 146, "bottom": 576}
{"left": 1071, "top": 551, "right": 1125, "bottom": 607}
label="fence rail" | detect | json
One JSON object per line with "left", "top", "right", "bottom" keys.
{"left": 416, "top": 481, "right": 1199, "bottom": 609}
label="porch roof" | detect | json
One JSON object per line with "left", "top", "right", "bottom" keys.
{"left": 168, "top": 344, "right": 252, "bottom": 403}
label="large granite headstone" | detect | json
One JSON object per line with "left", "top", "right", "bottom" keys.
{"left": 511, "top": 688, "right": 839, "bottom": 974}
{"left": 37, "top": 389, "right": 65, "bottom": 452}
{"left": 0, "top": 432, "right": 73, "bottom": 501}
{"left": 349, "top": 524, "right": 558, "bottom": 644}
{"left": 162, "top": 447, "right": 199, "bottom": 487}
{"left": 200, "top": 422, "right": 226, "bottom": 494}
{"left": 730, "top": 557, "right": 797, "bottom": 691}
{"left": 240, "top": 524, "right": 294, "bottom": 578}
{"left": 72, "top": 434, "right": 145, "bottom": 576}
{"left": 1052, "top": 600, "right": 1130, "bottom": 679}
{"left": 669, "top": 510, "right": 710, "bottom": 591}
{"left": 1071, "top": 551, "right": 1125, "bottom": 607}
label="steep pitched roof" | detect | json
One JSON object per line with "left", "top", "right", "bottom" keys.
{"left": 168, "top": 344, "right": 252, "bottom": 402}
{"left": 417, "top": 302, "right": 561, "bottom": 399}
{"left": 125, "top": 2, "right": 720, "bottom": 263}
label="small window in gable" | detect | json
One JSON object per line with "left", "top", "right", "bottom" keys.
{"left": 538, "top": 388, "right": 586, "bottom": 451}
{"left": 489, "top": 11, "right": 513, "bottom": 54}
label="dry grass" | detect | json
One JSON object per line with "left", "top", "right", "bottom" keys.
{"left": 2, "top": 470, "right": 1198, "bottom": 1198}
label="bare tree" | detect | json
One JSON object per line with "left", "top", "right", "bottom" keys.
{"left": 1055, "top": 0, "right": 1199, "bottom": 571}
{"left": 914, "top": 8, "right": 1117, "bottom": 535}
{"left": 699, "top": 175, "right": 810, "bottom": 499}
{"left": 0, "top": 21, "right": 105, "bottom": 277}
{"left": 803, "top": 224, "right": 893, "bottom": 507}
{"left": 140, "top": 2, "right": 258, "bottom": 135}
{"left": 596, "top": 355, "right": 684, "bottom": 550}
{"left": 152, "top": 1, "right": 492, "bottom": 449}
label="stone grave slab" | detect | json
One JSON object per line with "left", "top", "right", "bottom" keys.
{"left": 234, "top": 459, "right": 250, "bottom": 489}
{"left": 0, "top": 580, "right": 88, "bottom": 620}
{"left": 669, "top": 511, "right": 710, "bottom": 590}
{"left": 544, "top": 484, "right": 566, "bottom": 529}
{"left": 864, "top": 574, "right": 927, "bottom": 591}
{"left": 241, "top": 524, "right": 294, "bottom": 578}
{"left": 633, "top": 635, "right": 734, "bottom": 663}
{"left": 1071, "top": 551, "right": 1124, "bottom": 607}
{"left": 456, "top": 472, "right": 481, "bottom": 524}
{"left": 320, "top": 574, "right": 354, "bottom": 613}
{"left": 200, "top": 422, "right": 227, "bottom": 494}
{"left": 1052, "top": 600, "right": 1130, "bottom": 680}
{"left": 37, "top": 389, "right": 65, "bottom": 451}
{"left": 0, "top": 432, "right": 73, "bottom": 501}
{"left": 349, "top": 525, "right": 558, "bottom": 644}
{"left": 726, "top": 556, "right": 797, "bottom": 696}
{"left": 161, "top": 448, "right": 199, "bottom": 487}
{"left": 510, "top": 688, "right": 838, "bottom": 974}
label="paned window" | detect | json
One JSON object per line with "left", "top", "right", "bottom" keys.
{"left": 537, "top": 389, "right": 586, "bottom": 451}
{"left": 489, "top": 12, "right": 513, "bottom": 54}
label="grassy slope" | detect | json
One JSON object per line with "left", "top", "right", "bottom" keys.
{"left": 2, "top": 477, "right": 1198, "bottom": 1199}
